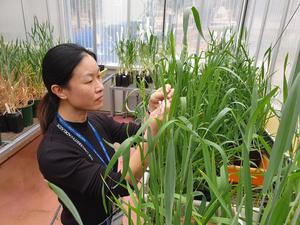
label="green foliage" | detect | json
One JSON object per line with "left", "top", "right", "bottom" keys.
{"left": 24, "top": 16, "right": 55, "bottom": 99}
{"left": 115, "top": 36, "right": 138, "bottom": 73}
{"left": 0, "top": 16, "right": 56, "bottom": 112}
{"left": 138, "top": 33, "right": 159, "bottom": 75}
{"left": 108, "top": 6, "right": 299, "bottom": 225}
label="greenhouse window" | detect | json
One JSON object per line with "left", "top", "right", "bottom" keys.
{"left": 61, "top": 0, "right": 163, "bottom": 66}
{"left": 60, "top": 0, "right": 243, "bottom": 66}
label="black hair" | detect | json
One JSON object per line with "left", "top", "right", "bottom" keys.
{"left": 38, "top": 43, "right": 96, "bottom": 133}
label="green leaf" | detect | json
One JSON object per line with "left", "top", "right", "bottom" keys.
{"left": 180, "top": 96, "right": 187, "bottom": 115}
{"left": 182, "top": 7, "right": 190, "bottom": 48}
{"left": 191, "top": 7, "right": 205, "bottom": 40}
{"left": 199, "top": 170, "right": 232, "bottom": 217}
{"left": 47, "top": 180, "right": 83, "bottom": 225}
{"left": 105, "top": 136, "right": 135, "bottom": 179}
{"left": 283, "top": 54, "right": 289, "bottom": 103}
{"left": 170, "top": 32, "right": 176, "bottom": 62}
{"left": 290, "top": 47, "right": 300, "bottom": 84}
{"left": 164, "top": 135, "right": 176, "bottom": 225}
{"left": 183, "top": 163, "right": 193, "bottom": 225}
{"left": 201, "top": 199, "right": 221, "bottom": 225}
{"left": 263, "top": 73, "right": 300, "bottom": 193}
{"left": 207, "top": 107, "right": 232, "bottom": 133}
{"left": 268, "top": 185, "right": 292, "bottom": 225}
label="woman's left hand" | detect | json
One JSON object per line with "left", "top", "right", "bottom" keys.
{"left": 148, "top": 84, "right": 174, "bottom": 113}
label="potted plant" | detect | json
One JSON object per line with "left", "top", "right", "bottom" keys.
{"left": 115, "top": 38, "right": 126, "bottom": 87}
{"left": 23, "top": 16, "right": 55, "bottom": 117}
{"left": 136, "top": 32, "right": 158, "bottom": 88}
{"left": 115, "top": 69, "right": 123, "bottom": 87}
{"left": 115, "top": 36, "right": 138, "bottom": 87}
{"left": 0, "top": 40, "right": 25, "bottom": 133}
{"left": 1, "top": 78, "right": 24, "bottom": 133}
{"left": 85, "top": 6, "right": 300, "bottom": 225}
{"left": 0, "top": 17, "right": 55, "bottom": 132}
{"left": 124, "top": 37, "right": 138, "bottom": 85}
{"left": 102, "top": 6, "right": 296, "bottom": 224}
{"left": 14, "top": 76, "right": 34, "bottom": 127}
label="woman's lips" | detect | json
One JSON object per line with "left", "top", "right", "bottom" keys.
{"left": 95, "top": 96, "right": 103, "bottom": 101}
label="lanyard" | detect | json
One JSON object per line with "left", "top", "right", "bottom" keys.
{"left": 56, "top": 113, "right": 110, "bottom": 166}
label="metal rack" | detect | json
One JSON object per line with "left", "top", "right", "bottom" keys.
{"left": 109, "top": 82, "right": 154, "bottom": 117}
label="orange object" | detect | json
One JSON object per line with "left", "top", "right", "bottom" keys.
{"left": 227, "top": 154, "right": 269, "bottom": 186}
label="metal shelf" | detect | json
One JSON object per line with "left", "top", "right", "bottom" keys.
{"left": 0, "top": 123, "right": 41, "bottom": 164}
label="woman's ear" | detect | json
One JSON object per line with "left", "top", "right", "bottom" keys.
{"left": 51, "top": 84, "right": 67, "bottom": 100}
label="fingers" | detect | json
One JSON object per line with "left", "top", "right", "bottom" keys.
{"left": 151, "top": 90, "right": 164, "bottom": 101}
{"left": 161, "top": 99, "right": 171, "bottom": 113}
{"left": 150, "top": 99, "right": 171, "bottom": 120}
{"left": 156, "top": 84, "right": 171, "bottom": 92}
{"left": 167, "top": 88, "right": 174, "bottom": 100}
{"left": 148, "top": 84, "right": 174, "bottom": 113}
{"left": 151, "top": 84, "right": 174, "bottom": 102}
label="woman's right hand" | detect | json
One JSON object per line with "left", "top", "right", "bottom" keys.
{"left": 148, "top": 84, "right": 174, "bottom": 113}
{"left": 149, "top": 99, "right": 171, "bottom": 122}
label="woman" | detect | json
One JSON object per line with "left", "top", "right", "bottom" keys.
{"left": 37, "top": 43, "right": 173, "bottom": 225}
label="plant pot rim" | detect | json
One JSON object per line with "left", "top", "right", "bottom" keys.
{"left": 18, "top": 100, "right": 34, "bottom": 109}
{"left": 5, "top": 109, "right": 22, "bottom": 115}
{"left": 227, "top": 152, "right": 269, "bottom": 186}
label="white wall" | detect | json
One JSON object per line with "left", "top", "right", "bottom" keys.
{"left": 0, "top": 1, "right": 26, "bottom": 40}
{"left": 0, "top": 0, "right": 62, "bottom": 41}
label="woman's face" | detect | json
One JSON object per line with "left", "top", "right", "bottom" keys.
{"left": 63, "top": 54, "right": 104, "bottom": 111}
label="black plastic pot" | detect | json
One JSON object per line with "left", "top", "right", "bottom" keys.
{"left": 5, "top": 111, "right": 24, "bottom": 133}
{"left": 145, "top": 75, "right": 153, "bottom": 84}
{"left": 136, "top": 74, "right": 142, "bottom": 86}
{"left": 144, "top": 78, "right": 149, "bottom": 88}
{"left": 30, "top": 99, "right": 41, "bottom": 118}
{"left": 228, "top": 130, "right": 272, "bottom": 167}
{"left": 136, "top": 74, "right": 149, "bottom": 88}
{"left": 121, "top": 74, "right": 130, "bottom": 87}
{"left": 0, "top": 113, "right": 9, "bottom": 132}
{"left": 99, "top": 64, "right": 105, "bottom": 71}
{"left": 193, "top": 184, "right": 211, "bottom": 201}
{"left": 115, "top": 74, "right": 122, "bottom": 86}
{"left": 129, "top": 73, "right": 133, "bottom": 84}
{"left": 19, "top": 101, "right": 34, "bottom": 127}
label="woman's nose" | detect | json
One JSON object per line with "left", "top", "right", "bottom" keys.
{"left": 95, "top": 80, "right": 104, "bottom": 92}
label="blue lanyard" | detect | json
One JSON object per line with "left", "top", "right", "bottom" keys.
{"left": 56, "top": 113, "right": 110, "bottom": 166}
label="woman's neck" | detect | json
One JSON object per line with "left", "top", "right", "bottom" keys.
{"left": 58, "top": 102, "right": 87, "bottom": 123}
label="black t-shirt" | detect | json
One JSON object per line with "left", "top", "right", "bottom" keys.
{"left": 37, "top": 112, "right": 140, "bottom": 225}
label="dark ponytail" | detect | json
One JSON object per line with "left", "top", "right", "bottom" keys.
{"left": 38, "top": 43, "right": 96, "bottom": 133}
{"left": 38, "top": 92, "right": 59, "bottom": 132}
